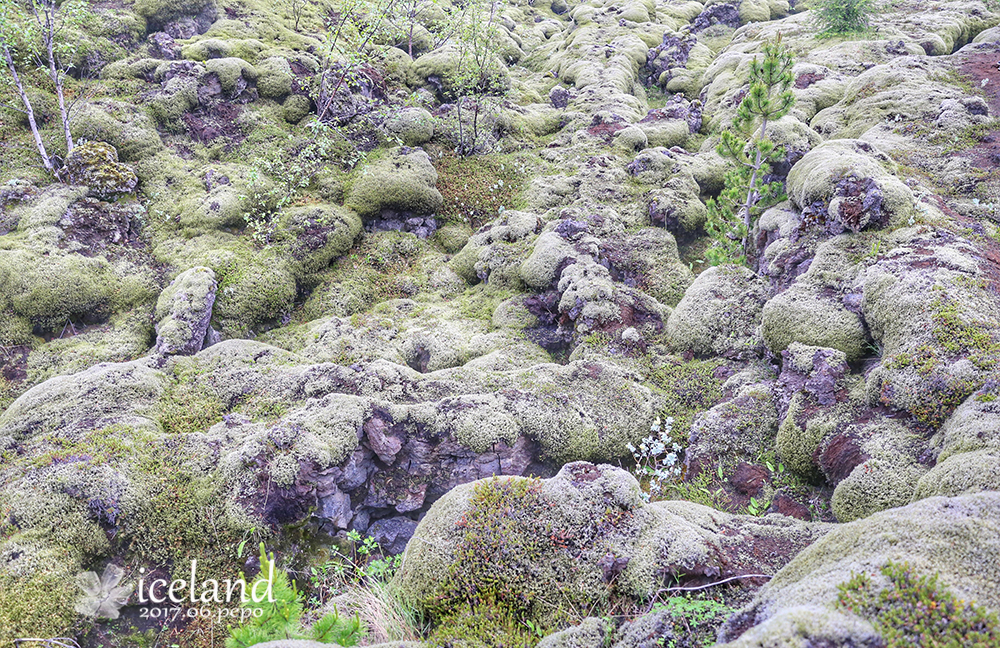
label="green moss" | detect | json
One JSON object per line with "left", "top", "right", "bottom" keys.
{"left": 282, "top": 94, "right": 313, "bottom": 124}
{"left": 776, "top": 395, "right": 840, "bottom": 479}
{"left": 457, "top": 286, "right": 515, "bottom": 323}
{"left": 930, "top": 295, "right": 1000, "bottom": 370}
{"left": 71, "top": 101, "right": 163, "bottom": 162}
{"left": 434, "top": 154, "right": 530, "bottom": 227}
{"left": 64, "top": 141, "right": 138, "bottom": 197}
{"left": 436, "top": 223, "right": 473, "bottom": 253}
{"left": 646, "top": 357, "right": 726, "bottom": 445}
{"left": 155, "top": 373, "right": 226, "bottom": 435}
{"left": 666, "top": 265, "right": 769, "bottom": 358}
{"left": 301, "top": 232, "right": 424, "bottom": 320}
{"left": 256, "top": 57, "right": 294, "bottom": 99}
{"left": 431, "top": 602, "right": 544, "bottom": 648}
{"left": 831, "top": 456, "right": 925, "bottom": 523}
{"left": 132, "top": 0, "right": 212, "bottom": 28}
{"left": 424, "top": 477, "right": 562, "bottom": 647}
{"left": 205, "top": 58, "right": 259, "bottom": 96}
{"left": 346, "top": 149, "right": 443, "bottom": 219}
{"left": 118, "top": 444, "right": 246, "bottom": 567}
{"left": 599, "top": 228, "right": 694, "bottom": 307}
{"left": 26, "top": 307, "right": 155, "bottom": 384}
{"left": 271, "top": 204, "right": 362, "bottom": 280}
{"left": 101, "top": 57, "right": 162, "bottom": 81}
{"left": 207, "top": 246, "right": 298, "bottom": 337}
{"left": 913, "top": 450, "right": 1000, "bottom": 500}
{"left": 412, "top": 44, "right": 510, "bottom": 100}
{"left": 0, "top": 249, "right": 155, "bottom": 335}
{"left": 837, "top": 561, "right": 1000, "bottom": 647}
{"left": 0, "top": 566, "right": 79, "bottom": 646}
{"left": 761, "top": 283, "right": 869, "bottom": 361}
{"left": 927, "top": 119, "right": 1000, "bottom": 154}
{"left": 384, "top": 107, "right": 436, "bottom": 146}
{"left": 148, "top": 75, "right": 200, "bottom": 128}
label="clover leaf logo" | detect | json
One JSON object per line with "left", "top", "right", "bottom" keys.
{"left": 75, "top": 564, "right": 132, "bottom": 619}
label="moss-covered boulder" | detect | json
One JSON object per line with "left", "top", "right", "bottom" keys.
{"left": 686, "top": 379, "right": 778, "bottom": 471}
{"left": 346, "top": 149, "right": 443, "bottom": 219}
{"left": 666, "top": 265, "right": 769, "bottom": 358}
{"left": 282, "top": 94, "right": 312, "bottom": 123}
{"left": 761, "top": 282, "right": 869, "bottom": 362}
{"left": 861, "top": 232, "right": 1000, "bottom": 426}
{"left": 718, "top": 492, "right": 1000, "bottom": 646}
{"left": 786, "top": 139, "right": 915, "bottom": 234}
{"left": 271, "top": 204, "right": 363, "bottom": 279}
{"left": 396, "top": 464, "right": 827, "bottom": 642}
{"left": 255, "top": 56, "right": 293, "bottom": 99}
{"left": 64, "top": 142, "right": 139, "bottom": 198}
{"left": 911, "top": 382, "right": 1000, "bottom": 499}
{"left": 205, "top": 57, "right": 258, "bottom": 98}
{"left": 598, "top": 228, "right": 694, "bottom": 307}
{"left": 154, "top": 266, "right": 218, "bottom": 356}
{"left": 71, "top": 101, "right": 163, "bottom": 162}
{"left": 206, "top": 248, "right": 298, "bottom": 337}
{"left": 383, "top": 107, "right": 435, "bottom": 146}
{"left": 0, "top": 248, "right": 155, "bottom": 335}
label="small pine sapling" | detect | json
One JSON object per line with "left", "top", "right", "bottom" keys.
{"left": 812, "top": 0, "right": 879, "bottom": 36}
{"left": 226, "top": 543, "right": 365, "bottom": 647}
{"left": 705, "top": 36, "right": 795, "bottom": 266}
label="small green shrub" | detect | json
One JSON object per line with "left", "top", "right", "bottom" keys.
{"left": 812, "top": 0, "right": 878, "bottom": 36}
{"left": 837, "top": 561, "right": 1000, "bottom": 647}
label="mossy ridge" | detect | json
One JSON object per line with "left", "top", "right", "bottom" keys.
{"left": 0, "top": 567, "right": 79, "bottom": 648}
{"left": 424, "top": 477, "right": 590, "bottom": 647}
{"left": 837, "top": 561, "right": 1000, "bottom": 647}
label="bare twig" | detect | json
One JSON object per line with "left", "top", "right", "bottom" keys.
{"left": 15, "top": 639, "right": 81, "bottom": 648}
{"left": 643, "top": 573, "right": 772, "bottom": 615}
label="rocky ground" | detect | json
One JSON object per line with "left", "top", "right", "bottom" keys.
{"left": 2, "top": 0, "right": 1000, "bottom": 646}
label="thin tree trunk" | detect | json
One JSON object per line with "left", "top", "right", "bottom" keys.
{"left": 2, "top": 45, "right": 57, "bottom": 177}
{"left": 740, "top": 115, "right": 770, "bottom": 255}
{"left": 45, "top": 15, "right": 73, "bottom": 156}
{"left": 456, "top": 98, "right": 465, "bottom": 155}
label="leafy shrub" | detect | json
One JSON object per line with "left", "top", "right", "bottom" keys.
{"left": 837, "top": 561, "right": 1000, "bottom": 647}
{"left": 812, "top": 0, "right": 878, "bottom": 36}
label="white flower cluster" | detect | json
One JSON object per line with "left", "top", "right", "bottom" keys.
{"left": 626, "top": 416, "right": 682, "bottom": 502}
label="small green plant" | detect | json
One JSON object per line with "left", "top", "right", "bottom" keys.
{"left": 745, "top": 496, "right": 766, "bottom": 516}
{"left": 651, "top": 595, "right": 738, "bottom": 647}
{"left": 705, "top": 36, "right": 795, "bottom": 266}
{"left": 812, "top": 0, "right": 879, "bottom": 36}
{"left": 307, "top": 530, "right": 403, "bottom": 607}
{"left": 0, "top": 0, "right": 88, "bottom": 178}
{"left": 226, "top": 544, "right": 366, "bottom": 647}
{"left": 837, "top": 561, "right": 1000, "bottom": 647}
{"left": 626, "top": 416, "right": 683, "bottom": 503}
